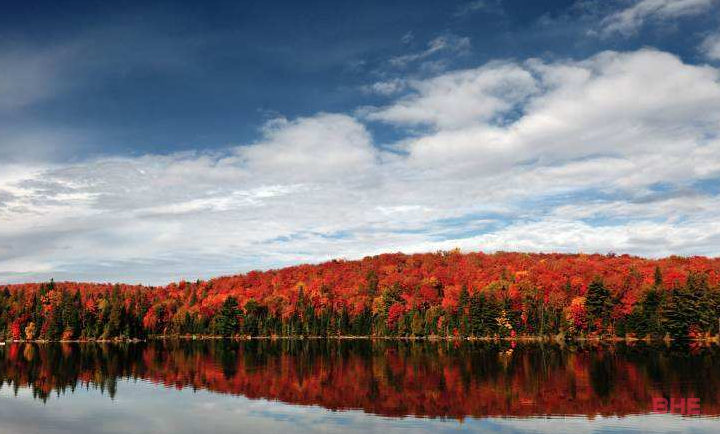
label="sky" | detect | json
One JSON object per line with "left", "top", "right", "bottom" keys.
{"left": 1, "top": 0, "right": 720, "bottom": 285}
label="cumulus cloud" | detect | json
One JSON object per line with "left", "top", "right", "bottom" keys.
{"left": 398, "top": 50, "right": 720, "bottom": 178}
{"left": 233, "top": 114, "right": 377, "bottom": 181}
{"left": 597, "top": 0, "right": 717, "bottom": 37}
{"left": 364, "top": 62, "right": 537, "bottom": 129}
{"left": 2, "top": 48, "right": 720, "bottom": 284}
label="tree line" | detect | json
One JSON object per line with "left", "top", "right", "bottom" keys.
{"left": 1, "top": 251, "right": 720, "bottom": 340}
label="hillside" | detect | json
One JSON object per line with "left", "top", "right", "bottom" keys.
{"left": 2, "top": 251, "right": 720, "bottom": 340}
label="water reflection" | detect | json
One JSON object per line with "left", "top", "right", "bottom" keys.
{"left": 1, "top": 340, "right": 719, "bottom": 419}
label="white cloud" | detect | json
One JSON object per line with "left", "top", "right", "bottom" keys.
{"left": 361, "top": 79, "right": 407, "bottom": 96}
{"left": 388, "top": 34, "right": 471, "bottom": 68}
{"left": 598, "top": 0, "right": 717, "bottom": 37}
{"left": 2, "top": 48, "right": 720, "bottom": 284}
{"left": 232, "top": 113, "right": 377, "bottom": 181}
{"left": 399, "top": 49, "right": 720, "bottom": 179}
{"left": 365, "top": 62, "right": 537, "bottom": 129}
{"left": 701, "top": 32, "right": 720, "bottom": 60}
{"left": 404, "top": 218, "right": 720, "bottom": 259}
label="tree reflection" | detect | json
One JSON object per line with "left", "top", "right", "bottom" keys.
{"left": 1, "top": 340, "right": 719, "bottom": 419}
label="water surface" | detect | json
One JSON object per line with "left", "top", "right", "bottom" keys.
{"left": 1, "top": 340, "right": 719, "bottom": 433}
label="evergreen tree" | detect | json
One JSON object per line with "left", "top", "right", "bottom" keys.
{"left": 688, "top": 272, "right": 715, "bottom": 333}
{"left": 45, "top": 311, "right": 62, "bottom": 340}
{"left": 243, "top": 299, "right": 262, "bottom": 336}
{"left": 214, "top": 296, "right": 240, "bottom": 337}
{"left": 104, "top": 285, "right": 125, "bottom": 338}
{"left": 641, "top": 287, "right": 663, "bottom": 336}
{"left": 60, "top": 289, "right": 81, "bottom": 339}
{"left": 662, "top": 273, "right": 705, "bottom": 338}
{"left": 469, "top": 292, "right": 500, "bottom": 336}
{"left": 585, "top": 277, "right": 613, "bottom": 333}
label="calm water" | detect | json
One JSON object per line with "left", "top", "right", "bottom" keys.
{"left": 1, "top": 340, "right": 719, "bottom": 433}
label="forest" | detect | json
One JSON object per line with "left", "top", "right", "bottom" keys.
{"left": 1, "top": 251, "right": 720, "bottom": 341}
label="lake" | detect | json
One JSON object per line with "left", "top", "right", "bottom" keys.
{"left": 0, "top": 340, "right": 719, "bottom": 433}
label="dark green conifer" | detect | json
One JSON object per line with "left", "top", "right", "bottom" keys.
{"left": 585, "top": 277, "right": 613, "bottom": 333}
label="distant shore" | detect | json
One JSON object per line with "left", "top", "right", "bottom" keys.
{"left": 3, "top": 334, "right": 719, "bottom": 344}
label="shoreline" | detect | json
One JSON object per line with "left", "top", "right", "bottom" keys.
{"left": 2, "top": 334, "right": 719, "bottom": 344}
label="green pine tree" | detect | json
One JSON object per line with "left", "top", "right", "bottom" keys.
{"left": 585, "top": 277, "right": 613, "bottom": 333}
{"left": 661, "top": 272, "right": 705, "bottom": 338}
{"left": 215, "top": 296, "right": 240, "bottom": 337}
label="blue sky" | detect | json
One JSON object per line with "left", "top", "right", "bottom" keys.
{"left": 2, "top": 0, "right": 720, "bottom": 284}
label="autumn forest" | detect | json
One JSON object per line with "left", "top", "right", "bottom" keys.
{"left": 2, "top": 251, "right": 720, "bottom": 342}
